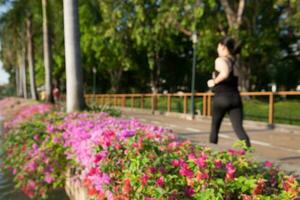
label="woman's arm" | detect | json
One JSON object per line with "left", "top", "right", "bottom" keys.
{"left": 207, "top": 57, "right": 230, "bottom": 88}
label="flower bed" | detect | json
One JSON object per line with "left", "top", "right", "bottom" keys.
{"left": 1, "top": 99, "right": 299, "bottom": 200}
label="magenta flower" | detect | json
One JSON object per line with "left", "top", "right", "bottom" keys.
{"left": 52, "top": 137, "right": 59, "bottom": 143}
{"left": 118, "top": 129, "right": 135, "bottom": 140}
{"left": 214, "top": 159, "right": 222, "bottom": 169}
{"left": 47, "top": 124, "right": 55, "bottom": 133}
{"left": 26, "top": 161, "right": 37, "bottom": 172}
{"left": 196, "top": 154, "right": 207, "bottom": 168}
{"left": 185, "top": 186, "right": 195, "bottom": 197}
{"left": 140, "top": 175, "right": 149, "bottom": 185}
{"left": 156, "top": 176, "right": 165, "bottom": 187}
{"left": 44, "top": 173, "right": 54, "bottom": 184}
{"left": 228, "top": 149, "right": 245, "bottom": 156}
{"left": 179, "top": 164, "right": 194, "bottom": 178}
{"left": 264, "top": 161, "right": 273, "bottom": 168}
{"left": 150, "top": 167, "right": 158, "bottom": 174}
{"left": 188, "top": 153, "right": 196, "bottom": 161}
{"left": 106, "top": 190, "right": 113, "bottom": 200}
{"left": 33, "top": 135, "right": 40, "bottom": 141}
{"left": 27, "top": 180, "right": 37, "bottom": 190}
{"left": 171, "top": 159, "right": 181, "bottom": 167}
{"left": 226, "top": 162, "right": 236, "bottom": 180}
{"left": 94, "top": 151, "right": 108, "bottom": 163}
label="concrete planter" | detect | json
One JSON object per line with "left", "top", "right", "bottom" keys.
{"left": 65, "top": 169, "right": 88, "bottom": 200}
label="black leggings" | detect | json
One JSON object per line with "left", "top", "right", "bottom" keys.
{"left": 210, "top": 93, "right": 251, "bottom": 147}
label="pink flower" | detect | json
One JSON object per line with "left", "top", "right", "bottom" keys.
{"left": 156, "top": 176, "right": 165, "bottom": 187}
{"left": 26, "top": 161, "right": 37, "bottom": 172}
{"left": 52, "top": 137, "right": 59, "bottom": 143}
{"left": 140, "top": 175, "right": 149, "bottom": 185}
{"left": 196, "top": 171, "right": 209, "bottom": 181}
{"left": 242, "top": 194, "right": 252, "bottom": 200}
{"left": 201, "top": 172, "right": 209, "bottom": 179}
{"left": 94, "top": 151, "right": 108, "bottom": 163}
{"left": 167, "top": 141, "right": 180, "bottom": 150}
{"left": 47, "top": 124, "right": 55, "bottom": 133}
{"left": 226, "top": 162, "right": 236, "bottom": 180}
{"left": 118, "top": 129, "right": 135, "bottom": 140}
{"left": 214, "top": 159, "right": 222, "bottom": 169}
{"left": 188, "top": 154, "right": 196, "bottom": 161}
{"left": 228, "top": 149, "right": 245, "bottom": 156}
{"left": 179, "top": 164, "right": 194, "bottom": 178}
{"left": 253, "top": 179, "right": 265, "bottom": 195}
{"left": 33, "top": 135, "right": 40, "bottom": 141}
{"left": 185, "top": 186, "right": 195, "bottom": 197}
{"left": 264, "top": 161, "right": 273, "bottom": 168}
{"left": 150, "top": 167, "right": 158, "bottom": 174}
{"left": 106, "top": 190, "right": 114, "bottom": 200}
{"left": 122, "top": 179, "right": 132, "bottom": 194}
{"left": 196, "top": 154, "right": 207, "bottom": 168}
{"left": 44, "top": 173, "right": 54, "bottom": 184}
{"left": 171, "top": 159, "right": 182, "bottom": 167}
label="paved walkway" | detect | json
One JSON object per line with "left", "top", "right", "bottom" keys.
{"left": 121, "top": 108, "right": 300, "bottom": 176}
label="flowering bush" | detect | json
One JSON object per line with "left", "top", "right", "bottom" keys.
{"left": 1, "top": 112, "right": 68, "bottom": 199}
{"left": 1, "top": 100, "right": 299, "bottom": 199}
{"left": 56, "top": 113, "right": 300, "bottom": 199}
{"left": 3, "top": 103, "right": 52, "bottom": 130}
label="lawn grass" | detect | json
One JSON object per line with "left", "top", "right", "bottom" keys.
{"left": 123, "top": 96, "right": 300, "bottom": 126}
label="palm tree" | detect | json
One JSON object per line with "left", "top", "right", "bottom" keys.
{"left": 63, "top": 0, "right": 86, "bottom": 112}
{"left": 0, "top": 0, "right": 27, "bottom": 98}
{"left": 42, "top": 0, "right": 53, "bottom": 102}
{"left": 26, "top": 15, "right": 38, "bottom": 100}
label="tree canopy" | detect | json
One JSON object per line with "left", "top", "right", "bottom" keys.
{"left": 0, "top": 0, "right": 299, "bottom": 95}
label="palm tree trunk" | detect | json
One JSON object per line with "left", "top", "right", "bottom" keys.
{"left": 42, "top": 0, "right": 53, "bottom": 103}
{"left": 26, "top": 17, "right": 38, "bottom": 100}
{"left": 19, "top": 52, "right": 27, "bottom": 99}
{"left": 108, "top": 68, "right": 123, "bottom": 93}
{"left": 63, "top": 0, "right": 86, "bottom": 112}
{"left": 15, "top": 66, "right": 20, "bottom": 96}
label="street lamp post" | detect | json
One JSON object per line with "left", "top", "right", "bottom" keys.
{"left": 92, "top": 67, "right": 97, "bottom": 101}
{"left": 191, "top": 32, "right": 197, "bottom": 119}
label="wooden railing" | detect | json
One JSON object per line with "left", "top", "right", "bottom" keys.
{"left": 84, "top": 91, "right": 300, "bottom": 127}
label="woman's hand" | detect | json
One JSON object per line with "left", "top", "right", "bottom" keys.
{"left": 207, "top": 79, "right": 215, "bottom": 88}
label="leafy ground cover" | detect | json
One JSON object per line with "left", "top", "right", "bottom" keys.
{"left": 0, "top": 98, "right": 299, "bottom": 200}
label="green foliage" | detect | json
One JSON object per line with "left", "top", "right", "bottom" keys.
{"left": 87, "top": 103, "right": 122, "bottom": 117}
{"left": 0, "top": 0, "right": 299, "bottom": 94}
{"left": 97, "top": 134, "right": 299, "bottom": 199}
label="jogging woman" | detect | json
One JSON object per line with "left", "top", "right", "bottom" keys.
{"left": 207, "top": 37, "right": 251, "bottom": 147}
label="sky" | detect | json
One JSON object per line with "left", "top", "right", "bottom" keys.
{"left": 0, "top": 62, "right": 9, "bottom": 85}
{"left": 0, "top": 3, "right": 11, "bottom": 85}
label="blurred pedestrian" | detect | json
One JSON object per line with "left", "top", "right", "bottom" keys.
{"left": 52, "top": 86, "right": 60, "bottom": 104}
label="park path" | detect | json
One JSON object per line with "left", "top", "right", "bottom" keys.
{"left": 121, "top": 108, "right": 300, "bottom": 176}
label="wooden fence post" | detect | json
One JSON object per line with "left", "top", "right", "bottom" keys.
{"left": 167, "top": 95, "right": 171, "bottom": 112}
{"left": 203, "top": 95, "right": 207, "bottom": 116}
{"left": 141, "top": 95, "right": 144, "bottom": 109}
{"left": 131, "top": 96, "right": 134, "bottom": 109}
{"left": 122, "top": 96, "right": 126, "bottom": 107}
{"left": 151, "top": 94, "right": 157, "bottom": 114}
{"left": 184, "top": 95, "right": 188, "bottom": 114}
{"left": 207, "top": 94, "right": 212, "bottom": 116}
{"left": 268, "top": 92, "right": 275, "bottom": 128}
